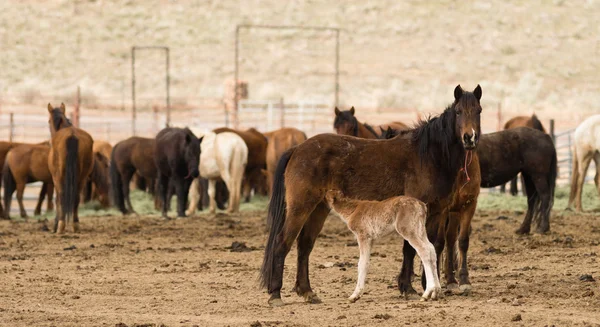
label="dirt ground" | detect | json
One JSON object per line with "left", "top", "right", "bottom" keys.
{"left": 1, "top": 205, "right": 599, "bottom": 327}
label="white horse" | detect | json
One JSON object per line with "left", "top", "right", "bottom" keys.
{"left": 568, "top": 115, "right": 600, "bottom": 212}
{"left": 187, "top": 131, "right": 248, "bottom": 214}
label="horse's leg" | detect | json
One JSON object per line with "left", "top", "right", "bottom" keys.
{"left": 421, "top": 212, "right": 446, "bottom": 293}
{"left": 500, "top": 183, "right": 506, "bottom": 193}
{"left": 47, "top": 183, "right": 54, "bottom": 212}
{"left": 34, "top": 183, "right": 47, "bottom": 216}
{"left": 443, "top": 212, "right": 460, "bottom": 291}
{"left": 158, "top": 174, "right": 170, "bottom": 219}
{"left": 574, "top": 152, "right": 592, "bottom": 212}
{"left": 594, "top": 153, "right": 600, "bottom": 196}
{"left": 186, "top": 178, "right": 199, "bottom": 216}
{"left": 516, "top": 175, "right": 537, "bottom": 234}
{"left": 122, "top": 169, "right": 136, "bottom": 214}
{"left": 532, "top": 175, "right": 551, "bottom": 234}
{"left": 509, "top": 175, "right": 518, "bottom": 196}
{"left": 398, "top": 240, "right": 417, "bottom": 297}
{"left": 293, "top": 203, "right": 329, "bottom": 303}
{"left": 567, "top": 148, "right": 579, "bottom": 209}
{"left": 457, "top": 200, "right": 477, "bottom": 293}
{"left": 242, "top": 177, "right": 252, "bottom": 203}
{"left": 16, "top": 182, "right": 28, "bottom": 218}
{"left": 207, "top": 179, "right": 217, "bottom": 213}
{"left": 521, "top": 174, "right": 527, "bottom": 196}
{"left": 348, "top": 234, "right": 372, "bottom": 303}
{"left": 55, "top": 190, "right": 66, "bottom": 234}
{"left": 174, "top": 177, "right": 190, "bottom": 217}
{"left": 73, "top": 192, "right": 81, "bottom": 233}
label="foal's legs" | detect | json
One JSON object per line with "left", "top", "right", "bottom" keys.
{"left": 516, "top": 175, "right": 537, "bottom": 234}
{"left": 293, "top": 203, "right": 329, "bottom": 303}
{"left": 349, "top": 234, "right": 372, "bottom": 302}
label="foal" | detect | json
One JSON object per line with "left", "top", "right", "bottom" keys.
{"left": 325, "top": 190, "right": 442, "bottom": 302}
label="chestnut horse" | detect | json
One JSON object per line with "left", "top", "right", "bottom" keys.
{"left": 110, "top": 137, "right": 157, "bottom": 214}
{"left": 260, "top": 85, "right": 482, "bottom": 306}
{"left": 262, "top": 127, "right": 307, "bottom": 195}
{"left": 154, "top": 127, "right": 201, "bottom": 218}
{"left": 47, "top": 103, "right": 94, "bottom": 233}
{"left": 214, "top": 127, "right": 268, "bottom": 201}
{"left": 333, "top": 106, "right": 408, "bottom": 139}
{"left": 501, "top": 114, "right": 546, "bottom": 195}
{"left": 2, "top": 143, "right": 54, "bottom": 219}
{"left": 567, "top": 115, "right": 600, "bottom": 212}
{"left": 82, "top": 140, "right": 112, "bottom": 206}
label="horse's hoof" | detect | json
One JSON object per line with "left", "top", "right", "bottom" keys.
{"left": 515, "top": 227, "right": 530, "bottom": 235}
{"left": 459, "top": 284, "right": 472, "bottom": 295}
{"left": 56, "top": 221, "right": 66, "bottom": 234}
{"left": 348, "top": 295, "right": 360, "bottom": 303}
{"left": 535, "top": 226, "right": 550, "bottom": 234}
{"left": 268, "top": 298, "right": 285, "bottom": 307}
{"left": 304, "top": 292, "right": 322, "bottom": 304}
{"left": 73, "top": 222, "right": 80, "bottom": 234}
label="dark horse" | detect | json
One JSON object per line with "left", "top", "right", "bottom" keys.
{"left": 501, "top": 114, "right": 546, "bottom": 195}
{"left": 382, "top": 126, "right": 557, "bottom": 234}
{"left": 333, "top": 106, "right": 408, "bottom": 138}
{"left": 154, "top": 127, "right": 201, "bottom": 218}
{"left": 260, "top": 85, "right": 483, "bottom": 306}
{"left": 47, "top": 103, "right": 94, "bottom": 234}
{"left": 110, "top": 137, "right": 158, "bottom": 214}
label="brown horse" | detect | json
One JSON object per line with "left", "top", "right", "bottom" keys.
{"left": 47, "top": 103, "right": 94, "bottom": 234}
{"left": 110, "top": 137, "right": 157, "bottom": 214}
{"left": 260, "top": 85, "right": 482, "bottom": 306}
{"left": 154, "top": 127, "right": 201, "bottom": 218}
{"left": 83, "top": 140, "right": 113, "bottom": 205}
{"left": 262, "top": 127, "right": 307, "bottom": 195}
{"left": 2, "top": 143, "right": 54, "bottom": 219}
{"left": 333, "top": 106, "right": 409, "bottom": 139}
{"left": 214, "top": 127, "right": 268, "bottom": 201}
{"left": 92, "top": 140, "right": 112, "bottom": 159}
{"left": 502, "top": 114, "right": 546, "bottom": 195}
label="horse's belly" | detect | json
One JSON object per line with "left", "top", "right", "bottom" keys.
{"left": 200, "top": 159, "right": 220, "bottom": 179}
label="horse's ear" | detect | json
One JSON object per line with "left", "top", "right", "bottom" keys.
{"left": 379, "top": 126, "right": 385, "bottom": 134}
{"left": 349, "top": 106, "right": 355, "bottom": 116}
{"left": 454, "top": 85, "right": 463, "bottom": 102}
{"left": 47, "top": 103, "right": 53, "bottom": 113}
{"left": 185, "top": 133, "right": 191, "bottom": 144}
{"left": 334, "top": 107, "right": 340, "bottom": 116}
{"left": 473, "top": 84, "right": 482, "bottom": 101}
{"left": 59, "top": 103, "right": 66, "bottom": 114}
{"left": 198, "top": 136, "right": 203, "bottom": 144}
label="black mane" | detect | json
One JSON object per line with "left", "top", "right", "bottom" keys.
{"left": 363, "top": 123, "right": 379, "bottom": 137}
{"left": 51, "top": 109, "right": 72, "bottom": 131}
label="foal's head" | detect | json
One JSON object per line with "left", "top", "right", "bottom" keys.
{"left": 333, "top": 107, "right": 358, "bottom": 136}
{"left": 452, "top": 85, "right": 482, "bottom": 150}
{"left": 47, "top": 103, "right": 72, "bottom": 137}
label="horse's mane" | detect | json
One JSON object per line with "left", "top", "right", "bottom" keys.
{"left": 411, "top": 103, "right": 462, "bottom": 173}
{"left": 531, "top": 114, "right": 546, "bottom": 133}
{"left": 51, "top": 109, "right": 72, "bottom": 131}
{"left": 363, "top": 123, "right": 379, "bottom": 137}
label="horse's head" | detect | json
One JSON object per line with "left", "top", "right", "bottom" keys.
{"left": 47, "top": 103, "right": 72, "bottom": 137}
{"left": 333, "top": 107, "right": 358, "bottom": 136}
{"left": 92, "top": 152, "right": 111, "bottom": 208}
{"left": 183, "top": 128, "right": 201, "bottom": 179}
{"left": 452, "top": 85, "right": 482, "bottom": 150}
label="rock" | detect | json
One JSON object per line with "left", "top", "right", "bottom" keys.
{"left": 322, "top": 262, "right": 335, "bottom": 268}
{"left": 511, "top": 298, "right": 522, "bottom": 306}
{"left": 226, "top": 241, "right": 256, "bottom": 252}
{"left": 63, "top": 245, "right": 76, "bottom": 251}
{"left": 511, "top": 314, "right": 522, "bottom": 322}
{"left": 496, "top": 215, "right": 509, "bottom": 220}
{"left": 373, "top": 314, "right": 392, "bottom": 320}
{"left": 250, "top": 322, "right": 262, "bottom": 327}
{"left": 337, "top": 315, "right": 346, "bottom": 320}
{"left": 579, "top": 274, "right": 595, "bottom": 282}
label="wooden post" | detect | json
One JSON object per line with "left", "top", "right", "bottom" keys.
{"left": 9, "top": 112, "right": 14, "bottom": 142}
{"left": 496, "top": 102, "right": 502, "bottom": 131}
{"left": 280, "top": 97, "right": 285, "bottom": 128}
{"left": 153, "top": 105, "right": 159, "bottom": 133}
{"left": 549, "top": 119, "right": 555, "bottom": 144}
{"left": 224, "top": 100, "right": 229, "bottom": 128}
{"left": 73, "top": 86, "right": 81, "bottom": 128}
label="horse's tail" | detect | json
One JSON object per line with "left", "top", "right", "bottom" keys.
{"left": 109, "top": 145, "right": 127, "bottom": 214}
{"left": 260, "top": 146, "right": 295, "bottom": 290}
{"left": 62, "top": 135, "right": 79, "bottom": 222}
{"left": 2, "top": 163, "right": 16, "bottom": 218}
{"left": 567, "top": 146, "right": 579, "bottom": 209}
{"left": 531, "top": 114, "right": 546, "bottom": 133}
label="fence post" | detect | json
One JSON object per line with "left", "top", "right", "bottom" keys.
{"left": 224, "top": 100, "right": 229, "bottom": 128}
{"left": 153, "top": 105, "right": 159, "bottom": 133}
{"left": 280, "top": 97, "right": 285, "bottom": 128}
{"left": 496, "top": 102, "right": 502, "bottom": 131}
{"left": 73, "top": 85, "right": 81, "bottom": 128}
{"left": 549, "top": 119, "right": 555, "bottom": 144}
{"left": 267, "top": 101, "right": 274, "bottom": 132}
{"left": 9, "top": 112, "right": 14, "bottom": 142}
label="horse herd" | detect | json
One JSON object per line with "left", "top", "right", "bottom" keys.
{"left": 1, "top": 84, "right": 598, "bottom": 306}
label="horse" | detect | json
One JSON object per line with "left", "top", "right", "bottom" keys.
{"left": 262, "top": 127, "right": 307, "bottom": 195}
{"left": 381, "top": 126, "right": 557, "bottom": 234}
{"left": 110, "top": 137, "right": 157, "bottom": 214}
{"left": 567, "top": 115, "right": 600, "bottom": 212}
{"left": 47, "top": 103, "right": 94, "bottom": 233}
{"left": 501, "top": 114, "right": 546, "bottom": 195}
{"left": 154, "top": 127, "right": 201, "bottom": 218}
{"left": 325, "top": 190, "right": 441, "bottom": 302}
{"left": 333, "top": 106, "right": 409, "bottom": 139}
{"left": 260, "top": 85, "right": 482, "bottom": 306}
{"left": 82, "top": 140, "right": 112, "bottom": 205}
{"left": 189, "top": 178, "right": 229, "bottom": 212}
{"left": 2, "top": 143, "right": 54, "bottom": 219}
{"left": 186, "top": 131, "right": 247, "bottom": 214}
{"left": 92, "top": 140, "right": 112, "bottom": 160}
{"left": 214, "top": 127, "right": 268, "bottom": 201}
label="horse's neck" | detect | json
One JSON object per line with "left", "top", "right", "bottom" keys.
{"left": 356, "top": 123, "right": 376, "bottom": 138}
{"left": 329, "top": 198, "right": 360, "bottom": 218}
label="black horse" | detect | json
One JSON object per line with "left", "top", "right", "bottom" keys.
{"left": 381, "top": 126, "right": 557, "bottom": 234}
{"left": 154, "top": 127, "right": 202, "bottom": 218}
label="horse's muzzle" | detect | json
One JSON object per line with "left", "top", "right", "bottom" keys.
{"left": 462, "top": 130, "right": 478, "bottom": 150}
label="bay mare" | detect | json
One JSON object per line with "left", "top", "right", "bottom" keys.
{"left": 260, "top": 85, "right": 483, "bottom": 306}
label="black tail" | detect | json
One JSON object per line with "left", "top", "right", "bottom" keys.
{"left": 2, "top": 163, "right": 16, "bottom": 219}
{"left": 547, "top": 145, "right": 558, "bottom": 209}
{"left": 110, "top": 145, "right": 127, "bottom": 214}
{"left": 531, "top": 114, "right": 546, "bottom": 133}
{"left": 259, "top": 147, "right": 296, "bottom": 290}
{"left": 63, "top": 135, "right": 79, "bottom": 222}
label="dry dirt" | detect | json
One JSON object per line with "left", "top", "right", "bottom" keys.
{"left": 1, "top": 207, "right": 599, "bottom": 327}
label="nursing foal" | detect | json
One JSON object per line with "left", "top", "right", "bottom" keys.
{"left": 325, "top": 190, "right": 441, "bottom": 302}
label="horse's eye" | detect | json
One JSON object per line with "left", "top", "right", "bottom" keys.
{"left": 456, "top": 111, "right": 461, "bottom": 116}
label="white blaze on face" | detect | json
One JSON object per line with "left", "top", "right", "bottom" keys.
{"left": 471, "top": 128, "right": 477, "bottom": 142}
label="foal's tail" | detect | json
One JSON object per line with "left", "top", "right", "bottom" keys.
{"left": 62, "top": 135, "right": 79, "bottom": 222}
{"left": 110, "top": 145, "right": 127, "bottom": 214}
{"left": 259, "top": 147, "right": 296, "bottom": 290}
